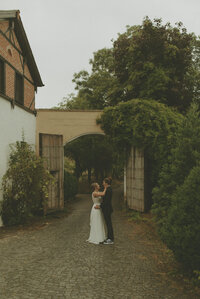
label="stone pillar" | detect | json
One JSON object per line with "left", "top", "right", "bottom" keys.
{"left": 125, "top": 146, "right": 145, "bottom": 212}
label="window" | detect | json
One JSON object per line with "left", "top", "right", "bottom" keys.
{"left": 15, "top": 72, "right": 24, "bottom": 105}
{"left": 0, "top": 59, "right": 5, "bottom": 94}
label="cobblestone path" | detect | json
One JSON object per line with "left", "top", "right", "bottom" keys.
{"left": 0, "top": 187, "right": 199, "bottom": 299}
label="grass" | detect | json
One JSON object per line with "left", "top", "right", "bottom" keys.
{"left": 125, "top": 206, "right": 200, "bottom": 290}
{"left": 127, "top": 209, "right": 154, "bottom": 223}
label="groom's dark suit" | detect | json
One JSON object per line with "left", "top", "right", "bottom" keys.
{"left": 101, "top": 186, "right": 114, "bottom": 241}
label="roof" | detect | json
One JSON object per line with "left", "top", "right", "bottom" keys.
{"left": 0, "top": 10, "right": 44, "bottom": 87}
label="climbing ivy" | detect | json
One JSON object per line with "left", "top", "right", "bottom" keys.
{"left": 97, "top": 99, "right": 182, "bottom": 148}
{"left": 97, "top": 99, "right": 183, "bottom": 189}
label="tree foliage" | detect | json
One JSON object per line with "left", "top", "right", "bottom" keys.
{"left": 55, "top": 93, "right": 91, "bottom": 110}
{"left": 58, "top": 17, "right": 200, "bottom": 112}
{"left": 55, "top": 48, "right": 119, "bottom": 110}
{"left": 113, "top": 18, "right": 199, "bottom": 112}
{"left": 97, "top": 99, "right": 182, "bottom": 147}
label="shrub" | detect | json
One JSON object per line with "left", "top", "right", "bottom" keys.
{"left": 64, "top": 170, "right": 78, "bottom": 202}
{"left": 160, "top": 166, "right": 200, "bottom": 271}
{"left": 0, "top": 141, "right": 52, "bottom": 226}
{"left": 152, "top": 103, "right": 200, "bottom": 271}
{"left": 152, "top": 103, "right": 200, "bottom": 227}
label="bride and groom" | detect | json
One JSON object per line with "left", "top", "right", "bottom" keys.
{"left": 87, "top": 177, "right": 114, "bottom": 245}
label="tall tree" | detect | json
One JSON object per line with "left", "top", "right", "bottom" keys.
{"left": 56, "top": 48, "right": 121, "bottom": 110}
{"left": 58, "top": 18, "right": 200, "bottom": 112}
{"left": 54, "top": 93, "right": 91, "bottom": 110}
{"left": 113, "top": 18, "right": 199, "bottom": 112}
{"left": 72, "top": 48, "right": 121, "bottom": 109}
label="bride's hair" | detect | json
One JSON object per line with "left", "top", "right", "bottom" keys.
{"left": 91, "top": 182, "right": 98, "bottom": 192}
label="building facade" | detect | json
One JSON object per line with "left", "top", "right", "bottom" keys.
{"left": 0, "top": 10, "right": 43, "bottom": 224}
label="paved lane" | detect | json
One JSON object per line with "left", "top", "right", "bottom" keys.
{"left": 0, "top": 188, "right": 199, "bottom": 298}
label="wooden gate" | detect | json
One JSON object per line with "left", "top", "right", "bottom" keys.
{"left": 125, "top": 147, "right": 146, "bottom": 212}
{"left": 39, "top": 133, "right": 64, "bottom": 213}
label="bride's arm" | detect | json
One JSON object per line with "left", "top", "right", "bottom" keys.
{"left": 93, "top": 188, "right": 106, "bottom": 197}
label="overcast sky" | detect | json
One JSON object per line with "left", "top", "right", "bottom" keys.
{"left": 1, "top": 0, "right": 200, "bottom": 108}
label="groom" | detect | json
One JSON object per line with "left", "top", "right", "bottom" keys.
{"left": 101, "top": 177, "right": 114, "bottom": 244}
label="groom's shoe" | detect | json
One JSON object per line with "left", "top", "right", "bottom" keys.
{"left": 103, "top": 239, "right": 114, "bottom": 245}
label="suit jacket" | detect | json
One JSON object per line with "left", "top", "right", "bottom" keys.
{"left": 101, "top": 186, "right": 113, "bottom": 214}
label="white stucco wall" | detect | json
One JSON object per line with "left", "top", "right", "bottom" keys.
{"left": 0, "top": 97, "right": 36, "bottom": 226}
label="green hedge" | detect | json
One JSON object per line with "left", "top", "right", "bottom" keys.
{"left": 152, "top": 103, "right": 200, "bottom": 271}
{"left": 159, "top": 166, "right": 200, "bottom": 271}
{"left": 64, "top": 170, "right": 78, "bottom": 201}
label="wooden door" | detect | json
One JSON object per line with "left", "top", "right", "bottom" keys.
{"left": 39, "top": 133, "right": 64, "bottom": 213}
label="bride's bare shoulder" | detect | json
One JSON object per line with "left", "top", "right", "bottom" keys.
{"left": 92, "top": 191, "right": 99, "bottom": 197}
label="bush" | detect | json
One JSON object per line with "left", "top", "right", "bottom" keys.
{"left": 152, "top": 103, "right": 200, "bottom": 227}
{"left": 160, "top": 166, "right": 200, "bottom": 271}
{"left": 152, "top": 103, "right": 200, "bottom": 271}
{"left": 64, "top": 170, "right": 78, "bottom": 202}
{"left": 0, "top": 141, "right": 52, "bottom": 226}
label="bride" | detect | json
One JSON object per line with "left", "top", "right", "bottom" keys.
{"left": 87, "top": 182, "right": 107, "bottom": 244}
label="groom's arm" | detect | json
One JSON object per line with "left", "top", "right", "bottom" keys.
{"left": 94, "top": 205, "right": 101, "bottom": 209}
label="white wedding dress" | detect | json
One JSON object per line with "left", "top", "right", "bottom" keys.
{"left": 87, "top": 194, "right": 106, "bottom": 244}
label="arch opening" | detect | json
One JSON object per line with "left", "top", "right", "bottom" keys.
{"left": 63, "top": 133, "right": 124, "bottom": 198}
{"left": 64, "top": 132, "right": 105, "bottom": 145}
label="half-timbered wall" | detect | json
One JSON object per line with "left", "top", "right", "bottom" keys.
{"left": 0, "top": 20, "right": 35, "bottom": 111}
